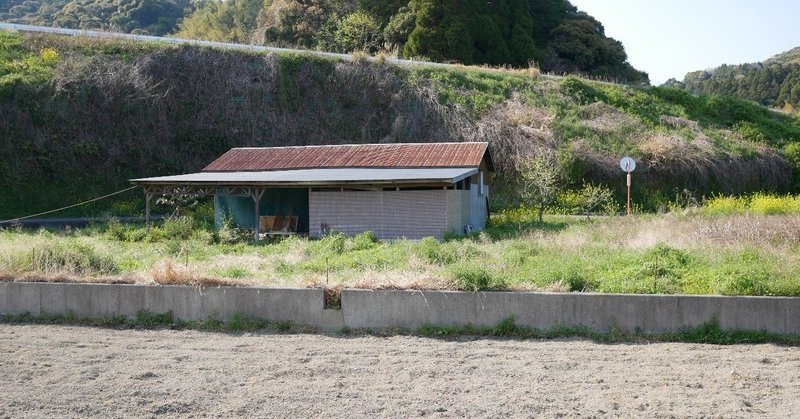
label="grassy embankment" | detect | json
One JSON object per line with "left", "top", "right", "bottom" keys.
{"left": 3, "top": 30, "right": 800, "bottom": 219}
{"left": 2, "top": 196, "right": 800, "bottom": 296}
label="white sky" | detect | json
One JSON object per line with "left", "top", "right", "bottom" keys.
{"left": 568, "top": 0, "right": 800, "bottom": 84}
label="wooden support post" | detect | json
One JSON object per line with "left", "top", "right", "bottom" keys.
{"left": 626, "top": 172, "right": 632, "bottom": 216}
{"left": 144, "top": 192, "right": 153, "bottom": 234}
{"left": 251, "top": 187, "right": 265, "bottom": 242}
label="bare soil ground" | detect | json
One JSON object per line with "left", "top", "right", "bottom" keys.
{"left": 1, "top": 325, "right": 799, "bottom": 417}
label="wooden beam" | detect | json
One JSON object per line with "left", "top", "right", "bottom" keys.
{"left": 144, "top": 192, "right": 153, "bottom": 234}
{"left": 251, "top": 187, "right": 265, "bottom": 242}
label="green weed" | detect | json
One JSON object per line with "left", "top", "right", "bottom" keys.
{"left": 450, "top": 263, "right": 507, "bottom": 291}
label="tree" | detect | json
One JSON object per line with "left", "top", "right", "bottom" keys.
{"left": 0, "top": 0, "right": 197, "bottom": 36}
{"left": 505, "top": 0, "right": 540, "bottom": 66}
{"left": 517, "top": 155, "right": 564, "bottom": 223}
{"left": 507, "top": 23, "right": 539, "bottom": 67}
{"left": 577, "top": 182, "right": 614, "bottom": 219}
{"left": 469, "top": 14, "right": 510, "bottom": 65}
{"left": 253, "top": 0, "right": 354, "bottom": 49}
{"left": 0, "top": 0, "right": 652, "bottom": 83}
{"left": 177, "top": 0, "right": 265, "bottom": 43}
{"left": 358, "top": 0, "right": 409, "bottom": 26}
{"left": 383, "top": 5, "right": 415, "bottom": 53}
{"left": 334, "top": 11, "right": 383, "bottom": 53}
{"left": 402, "top": 0, "right": 447, "bottom": 61}
{"left": 442, "top": 17, "right": 473, "bottom": 64}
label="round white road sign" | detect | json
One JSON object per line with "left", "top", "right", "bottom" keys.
{"left": 620, "top": 156, "right": 636, "bottom": 173}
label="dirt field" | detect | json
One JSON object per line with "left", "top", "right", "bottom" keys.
{"left": 1, "top": 325, "right": 799, "bottom": 417}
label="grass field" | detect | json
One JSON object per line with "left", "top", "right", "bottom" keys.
{"left": 1, "top": 208, "right": 799, "bottom": 297}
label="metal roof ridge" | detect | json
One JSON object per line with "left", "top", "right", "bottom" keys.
{"left": 202, "top": 165, "right": 479, "bottom": 172}
{"left": 130, "top": 166, "right": 478, "bottom": 183}
{"left": 230, "top": 142, "right": 488, "bottom": 150}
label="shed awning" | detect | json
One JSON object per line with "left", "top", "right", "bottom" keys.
{"left": 131, "top": 167, "right": 478, "bottom": 187}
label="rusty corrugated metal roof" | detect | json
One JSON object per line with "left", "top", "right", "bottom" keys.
{"left": 203, "top": 142, "right": 489, "bottom": 172}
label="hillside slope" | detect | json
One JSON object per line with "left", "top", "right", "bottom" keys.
{"left": 765, "top": 47, "right": 800, "bottom": 65}
{"left": 1, "top": 0, "right": 648, "bottom": 84}
{"left": 1, "top": 30, "right": 800, "bottom": 218}
{"left": 666, "top": 47, "right": 800, "bottom": 113}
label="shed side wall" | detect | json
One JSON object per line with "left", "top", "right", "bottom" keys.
{"left": 309, "top": 190, "right": 447, "bottom": 240}
{"left": 446, "top": 191, "right": 463, "bottom": 234}
{"left": 446, "top": 187, "right": 488, "bottom": 234}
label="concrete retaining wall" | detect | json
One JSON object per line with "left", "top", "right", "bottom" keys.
{"left": 340, "top": 290, "right": 800, "bottom": 334}
{"left": 1, "top": 283, "right": 798, "bottom": 334}
{"left": 0, "top": 283, "right": 344, "bottom": 330}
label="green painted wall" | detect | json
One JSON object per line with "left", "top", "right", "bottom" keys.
{"left": 214, "top": 188, "right": 310, "bottom": 233}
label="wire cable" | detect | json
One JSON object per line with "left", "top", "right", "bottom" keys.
{"left": 0, "top": 186, "right": 139, "bottom": 224}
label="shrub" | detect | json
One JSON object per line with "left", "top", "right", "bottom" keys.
{"left": 546, "top": 262, "right": 596, "bottom": 292}
{"left": 217, "top": 266, "right": 253, "bottom": 279}
{"left": 577, "top": 182, "right": 615, "bottom": 218}
{"left": 40, "top": 48, "right": 59, "bottom": 64}
{"left": 191, "top": 203, "right": 216, "bottom": 230}
{"left": 351, "top": 230, "right": 378, "bottom": 251}
{"left": 641, "top": 243, "right": 692, "bottom": 293}
{"left": 216, "top": 213, "right": 251, "bottom": 244}
{"left": 702, "top": 195, "right": 747, "bottom": 215}
{"left": 416, "top": 237, "right": 448, "bottom": 264}
{"left": 104, "top": 218, "right": 127, "bottom": 241}
{"left": 416, "top": 237, "right": 483, "bottom": 265}
{"left": 553, "top": 190, "right": 583, "bottom": 215}
{"left": 109, "top": 200, "right": 140, "bottom": 216}
{"left": 502, "top": 241, "right": 539, "bottom": 267}
{"left": 18, "top": 241, "right": 119, "bottom": 276}
{"left": 702, "top": 193, "right": 800, "bottom": 215}
{"left": 309, "top": 232, "right": 347, "bottom": 255}
{"left": 748, "top": 193, "right": 800, "bottom": 215}
{"left": 451, "top": 263, "right": 507, "bottom": 291}
{"left": 161, "top": 216, "right": 196, "bottom": 240}
{"left": 493, "top": 316, "right": 519, "bottom": 336}
{"left": 562, "top": 270, "right": 594, "bottom": 292}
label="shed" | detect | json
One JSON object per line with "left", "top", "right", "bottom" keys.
{"left": 131, "top": 142, "right": 493, "bottom": 240}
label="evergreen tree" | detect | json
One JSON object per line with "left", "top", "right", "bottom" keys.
{"left": 677, "top": 53, "right": 800, "bottom": 111}
{"left": 383, "top": 5, "right": 415, "bottom": 52}
{"left": 402, "top": 0, "right": 447, "bottom": 61}
{"left": 1, "top": 0, "right": 652, "bottom": 84}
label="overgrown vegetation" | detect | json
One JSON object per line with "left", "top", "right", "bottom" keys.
{"left": 2, "top": 31, "right": 800, "bottom": 219}
{"left": 3, "top": 207, "right": 800, "bottom": 297}
{"left": 701, "top": 193, "right": 800, "bottom": 215}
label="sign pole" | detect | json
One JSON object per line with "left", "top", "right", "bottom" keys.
{"left": 626, "top": 171, "right": 631, "bottom": 216}
{"left": 619, "top": 157, "right": 636, "bottom": 216}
